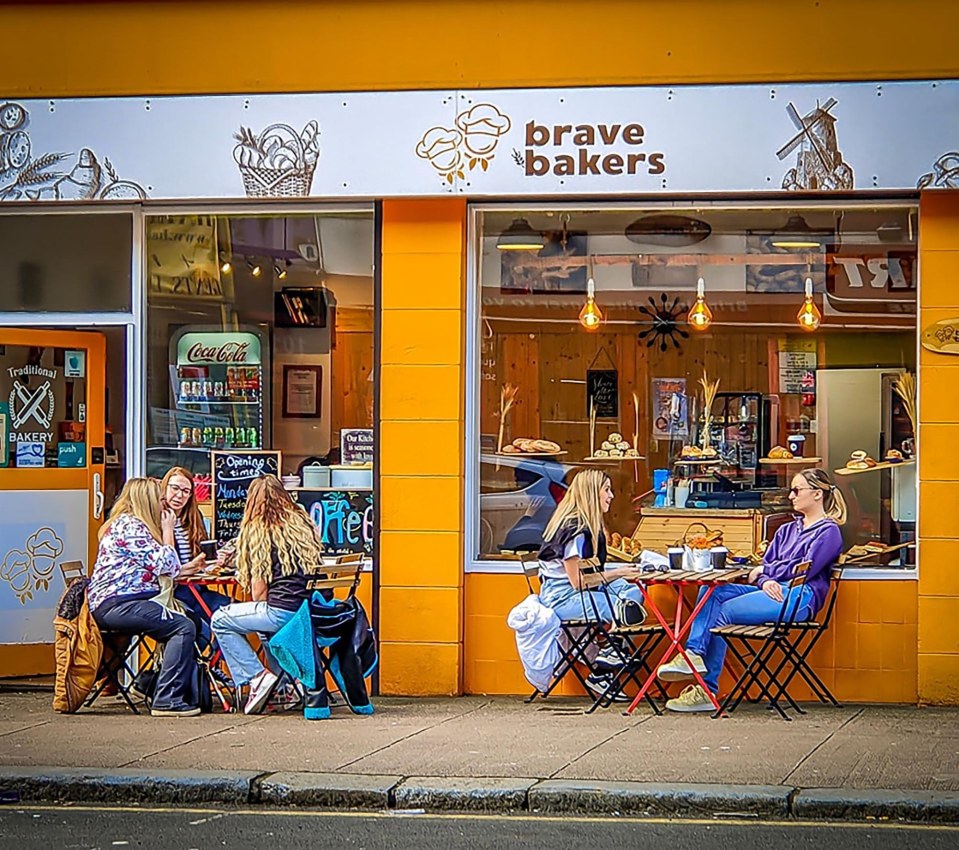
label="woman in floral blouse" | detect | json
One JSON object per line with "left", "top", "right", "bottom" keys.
{"left": 88, "top": 477, "right": 205, "bottom": 717}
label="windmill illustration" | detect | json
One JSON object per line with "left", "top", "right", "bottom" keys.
{"left": 778, "top": 98, "right": 854, "bottom": 191}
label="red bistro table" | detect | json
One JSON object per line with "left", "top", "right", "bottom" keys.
{"left": 625, "top": 568, "right": 753, "bottom": 715}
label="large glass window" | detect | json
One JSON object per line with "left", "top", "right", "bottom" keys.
{"left": 0, "top": 213, "right": 132, "bottom": 312}
{"left": 472, "top": 204, "right": 917, "bottom": 572}
{"left": 145, "top": 210, "right": 375, "bottom": 553}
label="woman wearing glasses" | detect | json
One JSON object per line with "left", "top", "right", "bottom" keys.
{"left": 657, "top": 468, "right": 846, "bottom": 712}
{"left": 160, "top": 467, "right": 232, "bottom": 639}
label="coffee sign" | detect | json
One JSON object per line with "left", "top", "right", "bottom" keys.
{"left": 177, "top": 332, "right": 261, "bottom": 366}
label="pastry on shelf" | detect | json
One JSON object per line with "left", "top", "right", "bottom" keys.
{"left": 680, "top": 445, "right": 703, "bottom": 459}
{"left": 609, "top": 448, "right": 624, "bottom": 458}
{"left": 883, "top": 448, "right": 905, "bottom": 463}
{"left": 701, "top": 446, "right": 719, "bottom": 458}
{"left": 845, "top": 450, "right": 877, "bottom": 470}
{"left": 625, "top": 448, "right": 640, "bottom": 458}
{"left": 504, "top": 437, "right": 563, "bottom": 455}
{"left": 767, "top": 445, "right": 794, "bottom": 459}
{"left": 594, "top": 449, "right": 610, "bottom": 458}
{"left": 616, "top": 440, "right": 631, "bottom": 451}
{"left": 601, "top": 440, "right": 613, "bottom": 451}
{"left": 608, "top": 432, "right": 623, "bottom": 443}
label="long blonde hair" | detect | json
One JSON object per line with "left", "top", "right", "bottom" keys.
{"left": 235, "top": 474, "right": 323, "bottom": 589}
{"left": 100, "top": 477, "right": 164, "bottom": 542}
{"left": 542, "top": 468, "right": 609, "bottom": 555}
{"left": 797, "top": 468, "right": 848, "bottom": 525}
{"left": 160, "top": 466, "right": 204, "bottom": 557}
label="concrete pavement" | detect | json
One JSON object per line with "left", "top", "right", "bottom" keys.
{"left": 1, "top": 692, "right": 958, "bottom": 821}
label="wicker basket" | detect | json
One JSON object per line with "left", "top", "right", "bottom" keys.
{"left": 233, "top": 123, "right": 318, "bottom": 198}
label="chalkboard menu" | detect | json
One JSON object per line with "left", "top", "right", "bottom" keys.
{"left": 295, "top": 489, "right": 374, "bottom": 556}
{"left": 340, "top": 428, "right": 374, "bottom": 464}
{"left": 587, "top": 369, "right": 619, "bottom": 418}
{"left": 211, "top": 450, "right": 281, "bottom": 542}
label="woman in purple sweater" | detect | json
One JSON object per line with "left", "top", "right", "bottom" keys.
{"left": 657, "top": 468, "right": 846, "bottom": 712}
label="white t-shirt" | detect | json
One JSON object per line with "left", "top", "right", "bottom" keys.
{"left": 538, "top": 533, "right": 586, "bottom": 580}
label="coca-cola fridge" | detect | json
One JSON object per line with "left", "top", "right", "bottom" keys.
{"left": 169, "top": 326, "right": 271, "bottom": 453}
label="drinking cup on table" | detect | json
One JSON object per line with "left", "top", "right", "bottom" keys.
{"left": 668, "top": 547, "right": 684, "bottom": 570}
{"left": 199, "top": 540, "right": 218, "bottom": 561}
{"left": 710, "top": 546, "right": 728, "bottom": 570}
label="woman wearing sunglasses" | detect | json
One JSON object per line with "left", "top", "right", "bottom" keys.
{"left": 657, "top": 468, "right": 846, "bottom": 712}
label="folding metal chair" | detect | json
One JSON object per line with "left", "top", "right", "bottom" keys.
{"left": 711, "top": 562, "right": 843, "bottom": 720}
{"left": 520, "top": 554, "right": 606, "bottom": 703}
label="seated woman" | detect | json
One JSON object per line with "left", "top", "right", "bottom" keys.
{"left": 537, "top": 468, "right": 645, "bottom": 698}
{"left": 88, "top": 477, "right": 205, "bottom": 717}
{"left": 211, "top": 474, "right": 320, "bottom": 715}
{"left": 160, "top": 467, "right": 231, "bottom": 644}
{"left": 657, "top": 468, "right": 846, "bottom": 712}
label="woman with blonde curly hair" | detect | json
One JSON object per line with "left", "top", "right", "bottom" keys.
{"left": 211, "top": 474, "right": 321, "bottom": 714}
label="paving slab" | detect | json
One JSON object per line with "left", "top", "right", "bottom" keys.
{"left": 258, "top": 771, "right": 402, "bottom": 808}
{"left": 558, "top": 704, "right": 853, "bottom": 785}
{"left": 530, "top": 779, "right": 792, "bottom": 817}
{"left": 128, "top": 697, "right": 492, "bottom": 772}
{"left": 394, "top": 776, "right": 537, "bottom": 812}
{"left": 343, "top": 698, "right": 645, "bottom": 778}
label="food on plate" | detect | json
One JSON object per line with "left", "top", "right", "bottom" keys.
{"left": 532, "top": 439, "right": 561, "bottom": 453}
{"left": 701, "top": 446, "right": 719, "bottom": 458}
{"left": 500, "top": 444, "right": 520, "bottom": 454}
{"left": 594, "top": 449, "right": 610, "bottom": 458}
{"left": 625, "top": 448, "right": 640, "bottom": 457}
{"left": 768, "top": 445, "right": 795, "bottom": 459}
{"left": 616, "top": 441, "right": 631, "bottom": 451}
{"left": 884, "top": 449, "right": 904, "bottom": 463}
{"left": 609, "top": 448, "right": 624, "bottom": 458}
{"left": 502, "top": 438, "right": 562, "bottom": 455}
{"left": 608, "top": 432, "right": 623, "bottom": 444}
{"left": 845, "top": 449, "right": 877, "bottom": 470}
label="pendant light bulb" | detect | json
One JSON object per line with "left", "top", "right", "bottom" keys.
{"left": 797, "top": 277, "right": 822, "bottom": 332}
{"left": 687, "top": 277, "right": 713, "bottom": 331}
{"left": 579, "top": 277, "right": 603, "bottom": 332}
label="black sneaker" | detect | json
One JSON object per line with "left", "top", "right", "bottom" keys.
{"left": 584, "top": 672, "right": 630, "bottom": 703}
{"left": 593, "top": 646, "right": 626, "bottom": 672}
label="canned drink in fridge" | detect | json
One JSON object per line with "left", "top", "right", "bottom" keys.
{"left": 213, "top": 381, "right": 224, "bottom": 400}
{"left": 180, "top": 427, "right": 192, "bottom": 445}
{"left": 192, "top": 427, "right": 202, "bottom": 445}
{"left": 192, "top": 381, "right": 202, "bottom": 400}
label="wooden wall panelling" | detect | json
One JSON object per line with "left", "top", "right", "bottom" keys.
{"left": 331, "top": 307, "right": 374, "bottom": 439}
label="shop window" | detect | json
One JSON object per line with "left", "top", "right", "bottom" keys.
{"left": 0, "top": 213, "right": 132, "bottom": 312}
{"left": 145, "top": 210, "right": 376, "bottom": 556}
{"left": 471, "top": 205, "right": 918, "bottom": 572}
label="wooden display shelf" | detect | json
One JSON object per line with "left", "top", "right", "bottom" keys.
{"left": 495, "top": 451, "right": 568, "bottom": 458}
{"left": 834, "top": 459, "right": 915, "bottom": 476}
{"left": 579, "top": 455, "right": 646, "bottom": 463}
{"left": 758, "top": 456, "right": 822, "bottom": 465}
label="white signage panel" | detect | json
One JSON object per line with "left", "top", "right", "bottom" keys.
{"left": 0, "top": 81, "right": 956, "bottom": 202}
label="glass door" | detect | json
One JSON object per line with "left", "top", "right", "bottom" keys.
{"left": 0, "top": 327, "right": 106, "bottom": 676}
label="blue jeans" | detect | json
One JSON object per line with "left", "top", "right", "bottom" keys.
{"left": 686, "top": 582, "right": 814, "bottom": 695}
{"left": 174, "top": 585, "right": 232, "bottom": 649}
{"left": 211, "top": 601, "right": 297, "bottom": 687}
{"left": 539, "top": 576, "right": 643, "bottom": 622}
{"left": 93, "top": 598, "right": 198, "bottom": 711}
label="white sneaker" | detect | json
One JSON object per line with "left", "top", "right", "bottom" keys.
{"left": 244, "top": 669, "right": 279, "bottom": 715}
{"left": 665, "top": 684, "right": 715, "bottom": 713}
{"left": 657, "top": 650, "right": 707, "bottom": 682}
{"left": 593, "top": 645, "right": 626, "bottom": 672}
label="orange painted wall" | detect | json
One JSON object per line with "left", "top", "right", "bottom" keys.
{"left": 917, "top": 191, "right": 959, "bottom": 704}
{"left": 2, "top": 1, "right": 959, "bottom": 97}
{"left": 379, "top": 199, "right": 466, "bottom": 695}
{"left": 466, "top": 574, "right": 918, "bottom": 703}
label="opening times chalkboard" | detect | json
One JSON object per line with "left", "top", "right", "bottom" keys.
{"left": 211, "top": 449, "right": 281, "bottom": 542}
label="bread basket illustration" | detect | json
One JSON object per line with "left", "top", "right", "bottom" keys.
{"left": 233, "top": 121, "right": 320, "bottom": 198}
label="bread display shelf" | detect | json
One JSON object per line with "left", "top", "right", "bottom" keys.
{"left": 607, "top": 546, "right": 640, "bottom": 562}
{"left": 580, "top": 455, "right": 646, "bottom": 463}
{"left": 834, "top": 459, "right": 915, "bottom": 476}
{"left": 758, "top": 457, "right": 822, "bottom": 465}
{"left": 673, "top": 458, "right": 724, "bottom": 465}
{"left": 495, "top": 451, "right": 568, "bottom": 458}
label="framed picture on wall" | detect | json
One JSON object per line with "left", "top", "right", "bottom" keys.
{"left": 282, "top": 364, "right": 322, "bottom": 418}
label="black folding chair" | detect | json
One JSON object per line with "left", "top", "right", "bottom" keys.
{"left": 520, "top": 554, "right": 606, "bottom": 703}
{"left": 711, "top": 563, "right": 843, "bottom": 720}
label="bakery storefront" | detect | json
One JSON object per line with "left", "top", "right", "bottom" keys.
{"left": 0, "top": 64, "right": 958, "bottom": 701}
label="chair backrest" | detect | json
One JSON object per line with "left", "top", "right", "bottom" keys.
{"left": 306, "top": 555, "right": 365, "bottom": 596}
{"left": 816, "top": 565, "right": 844, "bottom": 629}
{"left": 59, "top": 560, "right": 86, "bottom": 586}
{"left": 519, "top": 552, "right": 540, "bottom": 595}
{"left": 577, "top": 557, "right": 607, "bottom": 590}
{"left": 774, "top": 560, "right": 812, "bottom": 626}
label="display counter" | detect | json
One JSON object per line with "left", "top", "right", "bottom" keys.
{"left": 633, "top": 506, "right": 794, "bottom": 554}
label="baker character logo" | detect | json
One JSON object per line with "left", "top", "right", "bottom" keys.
{"left": 9, "top": 379, "right": 54, "bottom": 429}
{"left": 416, "top": 104, "right": 511, "bottom": 184}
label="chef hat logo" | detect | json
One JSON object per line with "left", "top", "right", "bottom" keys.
{"left": 1, "top": 548, "right": 33, "bottom": 595}
{"left": 415, "top": 126, "right": 465, "bottom": 176}
{"left": 454, "top": 104, "right": 511, "bottom": 156}
{"left": 26, "top": 527, "right": 63, "bottom": 578}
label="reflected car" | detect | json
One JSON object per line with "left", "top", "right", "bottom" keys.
{"left": 145, "top": 445, "right": 211, "bottom": 479}
{"left": 478, "top": 452, "right": 573, "bottom": 555}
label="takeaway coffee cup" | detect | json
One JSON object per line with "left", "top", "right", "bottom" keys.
{"left": 786, "top": 434, "right": 806, "bottom": 457}
{"left": 710, "top": 546, "right": 728, "bottom": 570}
{"left": 668, "top": 547, "right": 684, "bottom": 570}
{"left": 200, "top": 540, "right": 218, "bottom": 561}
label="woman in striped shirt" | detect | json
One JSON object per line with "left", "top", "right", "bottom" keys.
{"left": 162, "top": 467, "right": 231, "bottom": 642}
